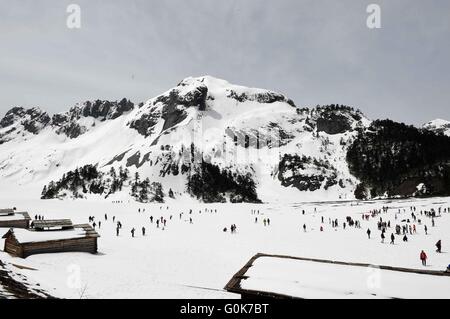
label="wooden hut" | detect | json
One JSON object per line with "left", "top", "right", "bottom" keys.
{"left": 0, "top": 211, "right": 31, "bottom": 229}
{"left": 31, "top": 219, "right": 73, "bottom": 231}
{"left": 225, "top": 253, "right": 450, "bottom": 299}
{"left": 2, "top": 224, "right": 100, "bottom": 258}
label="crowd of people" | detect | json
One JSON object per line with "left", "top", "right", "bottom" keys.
{"left": 294, "top": 204, "right": 448, "bottom": 269}
{"left": 82, "top": 202, "right": 450, "bottom": 271}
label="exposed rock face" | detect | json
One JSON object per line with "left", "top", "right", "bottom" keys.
{"left": 295, "top": 105, "right": 366, "bottom": 135}
{"left": 129, "top": 112, "right": 160, "bottom": 137}
{"left": 278, "top": 154, "right": 340, "bottom": 192}
{"left": 78, "top": 98, "right": 134, "bottom": 120}
{"left": 129, "top": 82, "right": 208, "bottom": 137}
{"left": 0, "top": 107, "right": 50, "bottom": 134}
{"left": 56, "top": 122, "right": 87, "bottom": 139}
{"left": 0, "top": 107, "right": 25, "bottom": 128}
{"left": 227, "top": 89, "right": 296, "bottom": 107}
{"left": 50, "top": 98, "right": 134, "bottom": 139}
{"left": 159, "top": 85, "right": 208, "bottom": 130}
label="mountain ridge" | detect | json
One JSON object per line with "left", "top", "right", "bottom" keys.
{"left": 1, "top": 76, "right": 449, "bottom": 203}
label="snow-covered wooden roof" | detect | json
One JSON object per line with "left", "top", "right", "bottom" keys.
{"left": 2, "top": 224, "right": 99, "bottom": 244}
{"left": 31, "top": 219, "right": 73, "bottom": 229}
{"left": 0, "top": 208, "right": 15, "bottom": 216}
{"left": 0, "top": 211, "right": 30, "bottom": 221}
{"left": 225, "top": 254, "right": 450, "bottom": 299}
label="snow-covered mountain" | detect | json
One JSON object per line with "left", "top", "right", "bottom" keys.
{"left": 423, "top": 119, "right": 450, "bottom": 136}
{"left": 0, "top": 76, "right": 370, "bottom": 202}
{"left": 1, "top": 76, "right": 449, "bottom": 203}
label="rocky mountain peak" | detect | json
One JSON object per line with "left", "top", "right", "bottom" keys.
{"left": 0, "top": 106, "right": 50, "bottom": 134}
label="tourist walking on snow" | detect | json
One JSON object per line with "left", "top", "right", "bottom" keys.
{"left": 390, "top": 233, "right": 395, "bottom": 244}
{"left": 436, "top": 240, "right": 442, "bottom": 253}
{"left": 420, "top": 250, "right": 427, "bottom": 266}
{"left": 131, "top": 228, "right": 135, "bottom": 237}
{"left": 367, "top": 228, "right": 371, "bottom": 239}
{"left": 142, "top": 227, "right": 146, "bottom": 236}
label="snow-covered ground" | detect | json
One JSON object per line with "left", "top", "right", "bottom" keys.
{"left": 241, "top": 256, "right": 450, "bottom": 299}
{"left": 0, "top": 185, "right": 449, "bottom": 299}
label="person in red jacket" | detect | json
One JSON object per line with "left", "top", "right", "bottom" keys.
{"left": 420, "top": 250, "right": 428, "bottom": 266}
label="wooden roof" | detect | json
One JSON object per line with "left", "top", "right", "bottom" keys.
{"left": 74, "top": 224, "right": 101, "bottom": 238}
{"left": 2, "top": 224, "right": 100, "bottom": 243}
{"left": 2, "top": 229, "right": 14, "bottom": 239}
{"left": 0, "top": 208, "right": 15, "bottom": 216}
{"left": 31, "top": 219, "right": 73, "bottom": 229}
{"left": 224, "top": 253, "right": 450, "bottom": 299}
{"left": 15, "top": 212, "right": 31, "bottom": 220}
{"left": 0, "top": 211, "right": 30, "bottom": 221}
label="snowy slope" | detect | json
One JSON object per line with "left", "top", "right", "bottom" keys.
{"left": 0, "top": 194, "right": 449, "bottom": 299}
{"left": 423, "top": 119, "right": 450, "bottom": 136}
{"left": 0, "top": 76, "right": 370, "bottom": 203}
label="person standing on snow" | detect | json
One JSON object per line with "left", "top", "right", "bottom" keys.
{"left": 420, "top": 250, "right": 428, "bottom": 266}
{"left": 131, "top": 228, "right": 135, "bottom": 238}
{"left": 367, "top": 228, "right": 371, "bottom": 239}
{"left": 390, "top": 233, "right": 395, "bottom": 244}
{"left": 436, "top": 240, "right": 442, "bottom": 253}
{"left": 142, "top": 227, "right": 146, "bottom": 236}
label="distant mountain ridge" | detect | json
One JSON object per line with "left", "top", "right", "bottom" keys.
{"left": 1, "top": 76, "right": 449, "bottom": 202}
{"left": 423, "top": 119, "right": 450, "bottom": 136}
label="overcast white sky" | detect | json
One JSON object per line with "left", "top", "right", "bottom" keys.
{"left": 0, "top": 0, "right": 449, "bottom": 125}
